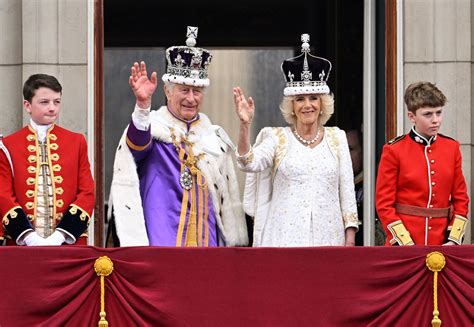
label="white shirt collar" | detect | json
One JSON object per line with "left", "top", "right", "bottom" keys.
{"left": 29, "top": 119, "right": 52, "bottom": 142}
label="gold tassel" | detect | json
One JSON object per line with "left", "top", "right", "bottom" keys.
{"left": 426, "top": 251, "right": 446, "bottom": 327}
{"left": 94, "top": 256, "right": 114, "bottom": 326}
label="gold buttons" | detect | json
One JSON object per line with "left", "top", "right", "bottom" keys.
{"left": 432, "top": 182, "right": 436, "bottom": 186}
{"left": 54, "top": 176, "right": 63, "bottom": 184}
{"left": 51, "top": 153, "right": 59, "bottom": 161}
{"left": 430, "top": 205, "right": 434, "bottom": 208}
{"left": 2, "top": 217, "right": 9, "bottom": 226}
{"left": 49, "top": 134, "right": 58, "bottom": 141}
{"left": 69, "top": 206, "right": 78, "bottom": 215}
{"left": 26, "top": 177, "right": 35, "bottom": 185}
{"left": 28, "top": 155, "right": 37, "bottom": 163}
{"left": 428, "top": 149, "right": 432, "bottom": 153}
{"left": 430, "top": 159, "right": 435, "bottom": 164}
{"left": 27, "top": 134, "right": 35, "bottom": 141}
{"left": 55, "top": 187, "right": 64, "bottom": 195}
{"left": 27, "top": 214, "right": 34, "bottom": 221}
{"left": 50, "top": 143, "right": 59, "bottom": 150}
{"left": 56, "top": 199, "right": 64, "bottom": 208}
{"left": 428, "top": 226, "right": 432, "bottom": 230}
{"left": 25, "top": 202, "right": 34, "bottom": 210}
{"left": 27, "top": 166, "right": 36, "bottom": 173}
{"left": 10, "top": 211, "right": 18, "bottom": 219}
{"left": 28, "top": 145, "right": 36, "bottom": 152}
{"left": 25, "top": 190, "right": 35, "bottom": 198}
{"left": 52, "top": 164, "right": 61, "bottom": 172}
{"left": 431, "top": 171, "right": 435, "bottom": 175}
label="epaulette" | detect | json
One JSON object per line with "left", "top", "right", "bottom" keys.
{"left": 388, "top": 134, "right": 405, "bottom": 145}
{"left": 437, "top": 133, "right": 455, "bottom": 141}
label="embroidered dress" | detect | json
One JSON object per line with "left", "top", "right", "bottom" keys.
{"left": 238, "top": 126, "right": 358, "bottom": 247}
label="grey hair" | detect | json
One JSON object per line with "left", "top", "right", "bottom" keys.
{"left": 280, "top": 93, "right": 334, "bottom": 127}
{"left": 164, "top": 81, "right": 207, "bottom": 94}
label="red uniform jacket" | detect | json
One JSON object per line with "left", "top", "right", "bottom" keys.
{"left": 376, "top": 128, "right": 469, "bottom": 246}
{"left": 0, "top": 124, "right": 95, "bottom": 244}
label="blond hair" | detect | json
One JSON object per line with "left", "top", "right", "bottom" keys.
{"left": 280, "top": 93, "right": 334, "bottom": 126}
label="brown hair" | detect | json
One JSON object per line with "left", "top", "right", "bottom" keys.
{"left": 404, "top": 81, "right": 446, "bottom": 114}
{"left": 23, "top": 74, "right": 62, "bottom": 103}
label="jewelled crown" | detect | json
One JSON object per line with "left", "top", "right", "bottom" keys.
{"left": 162, "top": 26, "right": 213, "bottom": 87}
{"left": 281, "top": 34, "right": 332, "bottom": 96}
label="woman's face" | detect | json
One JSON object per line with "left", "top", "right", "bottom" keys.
{"left": 292, "top": 94, "right": 322, "bottom": 126}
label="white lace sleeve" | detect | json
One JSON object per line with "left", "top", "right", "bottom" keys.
{"left": 236, "top": 127, "right": 278, "bottom": 173}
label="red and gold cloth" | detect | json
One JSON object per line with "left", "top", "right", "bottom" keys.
{"left": 0, "top": 124, "right": 94, "bottom": 242}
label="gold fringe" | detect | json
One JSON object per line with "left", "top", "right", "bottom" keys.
{"left": 176, "top": 147, "right": 188, "bottom": 247}
{"left": 94, "top": 256, "right": 114, "bottom": 326}
{"left": 426, "top": 251, "right": 446, "bottom": 327}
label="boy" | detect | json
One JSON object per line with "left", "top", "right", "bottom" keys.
{"left": 0, "top": 74, "right": 95, "bottom": 246}
{"left": 376, "top": 81, "right": 469, "bottom": 246}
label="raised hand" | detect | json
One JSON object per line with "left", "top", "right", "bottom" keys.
{"left": 233, "top": 87, "right": 255, "bottom": 125}
{"left": 129, "top": 61, "right": 158, "bottom": 109}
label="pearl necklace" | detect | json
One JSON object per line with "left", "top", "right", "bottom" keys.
{"left": 294, "top": 128, "right": 321, "bottom": 146}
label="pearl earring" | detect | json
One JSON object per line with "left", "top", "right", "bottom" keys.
{"left": 291, "top": 112, "right": 295, "bottom": 116}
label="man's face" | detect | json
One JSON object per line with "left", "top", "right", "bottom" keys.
{"left": 24, "top": 87, "right": 61, "bottom": 125}
{"left": 408, "top": 106, "right": 443, "bottom": 139}
{"left": 346, "top": 130, "right": 362, "bottom": 176}
{"left": 165, "top": 84, "right": 204, "bottom": 120}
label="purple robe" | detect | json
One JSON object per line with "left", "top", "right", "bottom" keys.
{"left": 126, "top": 118, "right": 217, "bottom": 246}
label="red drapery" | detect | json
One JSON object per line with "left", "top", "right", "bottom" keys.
{"left": 0, "top": 246, "right": 473, "bottom": 326}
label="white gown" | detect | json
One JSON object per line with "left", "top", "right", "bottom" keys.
{"left": 238, "top": 126, "right": 358, "bottom": 247}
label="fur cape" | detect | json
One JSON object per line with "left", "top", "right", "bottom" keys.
{"left": 108, "top": 107, "right": 248, "bottom": 246}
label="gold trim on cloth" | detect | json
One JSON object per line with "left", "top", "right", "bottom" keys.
{"left": 51, "top": 153, "right": 59, "bottom": 161}
{"left": 52, "top": 164, "right": 61, "bottom": 172}
{"left": 2, "top": 206, "right": 22, "bottom": 226}
{"left": 69, "top": 204, "right": 91, "bottom": 223}
{"left": 56, "top": 199, "right": 64, "bottom": 208}
{"left": 54, "top": 176, "right": 63, "bottom": 184}
{"left": 126, "top": 136, "right": 152, "bottom": 151}
{"left": 50, "top": 143, "right": 59, "bottom": 150}
{"left": 49, "top": 133, "right": 57, "bottom": 141}
{"left": 387, "top": 220, "right": 414, "bottom": 245}
{"left": 448, "top": 215, "right": 468, "bottom": 245}
{"left": 343, "top": 212, "right": 359, "bottom": 226}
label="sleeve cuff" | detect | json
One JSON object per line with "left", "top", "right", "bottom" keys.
{"left": 131, "top": 104, "right": 151, "bottom": 131}
{"left": 235, "top": 147, "right": 254, "bottom": 166}
{"left": 55, "top": 204, "right": 90, "bottom": 240}
{"left": 447, "top": 215, "right": 468, "bottom": 245}
{"left": 2, "top": 207, "right": 34, "bottom": 242}
{"left": 387, "top": 220, "right": 414, "bottom": 246}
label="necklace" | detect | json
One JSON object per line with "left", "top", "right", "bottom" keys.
{"left": 294, "top": 128, "right": 320, "bottom": 146}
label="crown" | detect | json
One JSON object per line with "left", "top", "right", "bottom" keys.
{"left": 162, "top": 26, "right": 213, "bottom": 87}
{"left": 281, "top": 34, "right": 332, "bottom": 96}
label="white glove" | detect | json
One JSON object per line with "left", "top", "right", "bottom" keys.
{"left": 45, "top": 230, "right": 66, "bottom": 246}
{"left": 22, "top": 232, "right": 48, "bottom": 246}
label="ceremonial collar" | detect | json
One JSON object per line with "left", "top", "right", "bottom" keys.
{"left": 409, "top": 127, "right": 437, "bottom": 146}
{"left": 166, "top": 106, "right": 200, "bottom": 127}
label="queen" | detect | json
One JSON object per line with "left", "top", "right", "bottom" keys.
{"left": 233, "top": 33, "right": 358, "bottom": 247}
